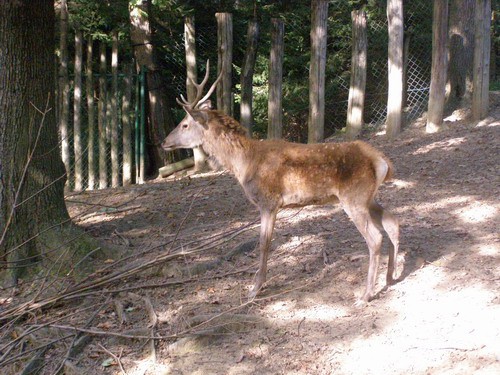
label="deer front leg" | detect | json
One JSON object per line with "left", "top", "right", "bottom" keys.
{"left": 249, "top": 209, "right": 277, "bottom": 299}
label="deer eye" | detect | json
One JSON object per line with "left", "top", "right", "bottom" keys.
{"left": 182, "top": 123, "right": 189, "bottom": 129}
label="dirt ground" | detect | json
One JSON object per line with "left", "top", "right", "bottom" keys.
{"left": 2, "top": 94, "right": 499, "bottom": 375}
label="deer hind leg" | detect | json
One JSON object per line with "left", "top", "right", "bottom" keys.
{"left": 343, "top": 205, "right": 383, "bottom": 306}
{"left": 249, "top": 208, "right": 277, "bottom": 299}
{"left": 369, "top": 201, "right": 400, "bottom": 285}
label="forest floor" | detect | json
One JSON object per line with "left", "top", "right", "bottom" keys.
{"left": 2, "top": 94, "right": 499, "bottom": 375}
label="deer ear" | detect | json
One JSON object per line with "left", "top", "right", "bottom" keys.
{"left": 185, "top": 107, "right": 209, "bottom": 127}
{"left": 198, "top": 100, "right": 212, "bottom": 110}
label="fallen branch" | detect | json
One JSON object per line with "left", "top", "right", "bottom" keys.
{"left": 53, "top": 297, "right": 111, "bottom": 375}
{"left": 0, "top": 219, "right": 258, "bottom": 324}
{"left": 159, "top": 157, "right": 194, "bottom": 178}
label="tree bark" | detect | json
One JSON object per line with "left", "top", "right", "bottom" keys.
{"left": 268, "top": 18, "right": 284, "bottom": 140}
{"left": 0, "top": 0, "right": 70, "bottom": 283}
{"left": 427, "top": 1, "right": 449, "bottom": 133}
{"left": 447, "top": 0, "right": 475, "bottom": 108}
{"left": 308, "top": 0, "right": 328, "bottom": 144}
{"left": 472, "top": 0, "right": 491, "bottom": 120}
{"left": 386, "top": 0, "right": 404, "bottom": 139}
{"left": 346, "top": 10, "right": 367, "bottom": 140}
{"left": 240, "top": 20, "right": 260, "bottom": 134}
{"left": 216, "top": 13, "right": 233, "bottom": 115}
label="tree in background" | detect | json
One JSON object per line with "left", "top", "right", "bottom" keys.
{"left": 0, "top": 0, "right": 71, "bottom": 284}
{"left": 426, "top": 0, "right": 449, "bottom": 133}
{"left": 447, "top": 0, "right": 475, "bottom": 109}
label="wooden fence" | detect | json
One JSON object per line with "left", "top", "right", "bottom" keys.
{"left": 59, "top": 36, "right": 146, "bottom": 192}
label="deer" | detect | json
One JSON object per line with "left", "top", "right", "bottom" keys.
{"left": 162, "top": 61, "right": 400, "bottom": 306}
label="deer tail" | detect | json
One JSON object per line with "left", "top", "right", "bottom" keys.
{"left": 373, "top": 155, "right": 394, "bottom": 187}
{"left": 383, "top": 157, "right": 394, "bottom": 182}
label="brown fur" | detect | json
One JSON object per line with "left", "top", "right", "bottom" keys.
{"left": 162, "top": 108, "right": 400, "bottom": 305}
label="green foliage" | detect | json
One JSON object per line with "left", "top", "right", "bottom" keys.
{"left": 68, "top": 0, "right": 129, "bottom": 40}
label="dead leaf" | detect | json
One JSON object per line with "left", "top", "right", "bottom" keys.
{"left": 97, "top": 321, "right": 113, "bottom": 330}
{"left": 101, "top": 357, "right": 116, "bottom": 367}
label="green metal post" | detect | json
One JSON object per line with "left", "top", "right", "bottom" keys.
{"left": 139, "top": 66, "right": 146, "bottom": 183}
{"left": 134, "top": 68, "right": 140, "bottom": 183}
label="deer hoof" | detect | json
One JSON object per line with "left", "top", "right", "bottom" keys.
{"left": 248, "top": 284, "right": 262, "bottom": 300}
{"left": 353, "top": 299, "right": 368, "bottom": 308}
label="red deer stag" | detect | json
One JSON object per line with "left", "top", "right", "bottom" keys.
{"left": 162, "top": 61, "right": 400, "bottom": 306}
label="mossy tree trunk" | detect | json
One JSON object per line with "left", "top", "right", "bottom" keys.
{"left": 0, "top": 0, "right": 70, "bottom": 284}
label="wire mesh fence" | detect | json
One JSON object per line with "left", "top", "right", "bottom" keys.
{"left": 162, "top": 1, "right": 433, "bottom": 140}
{"left": 64, "top": 69, "right": 145, "bottom": 192}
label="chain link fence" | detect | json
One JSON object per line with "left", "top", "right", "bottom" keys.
{"left": 164, "top": 1, "right": 432, "bottom": 140}
{"left": 64, "top": 69, "right": 144, "bottom": 192}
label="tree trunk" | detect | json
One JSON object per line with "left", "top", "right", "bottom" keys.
{"left": 74, "top": 30, "right": 83, "bottom": 191}
{"left": 447, "top": 0, "right": 475, "bottom": 108}
{"left": 386, "top": 0, "right": 404, "bottom": 139}
{"left": 427, "top": 1, "right": 449, "bottom": 133}
{"left": 472, "top": 0, "right": 491, "bottom": 120}
{"left": 59, "top": 0, "right": 70, "bottom": 183}
{"left": 268, "top": 18, "right": 284, "bottom": 140}
{"left": 216, "top": 13, "right": 233, "bottom": 115}
{"left": 346, "top": 10, "right": 367, "bottom": 140}
{"left": 129, "top": 0, "right": 176, "bottom": 177}
{"left": 240, "top": 20, "right": 260, "bottom": 134}
{"left": 0, "top": 0, "right": 70, "bottom": 283}
{"left": 184, "top": 16, "right": 209, "bottom": 172}
{"left": 308, "top": 0, "right": 328, "bottom": 144}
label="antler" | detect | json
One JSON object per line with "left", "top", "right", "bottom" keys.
{"left": 176, "top": 60, "right": 223, "bottom": 109}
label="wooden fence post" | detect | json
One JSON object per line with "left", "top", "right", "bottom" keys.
{"left": 216, "top": 12, "right": 233, "bottom": 115}
{"left": 185, "top": 16, "right": 209, "bottom": 172}
{"left": 184, "top": 16, "right": 198, "bottom": 102}
{"left": 122, "top": 64, "right": 133, "bottom": 186}
{"left": 111, "top": 30, "right": 119, "bottom": 187}
{"left": 73, "top": 30, "right": 83, "bottom": 191}
{"left": 240, "top": 20, "right": 260, "bottom": 133}
{"left": 98, "top": 41, "right": 108, "bottom": 189}
{"left": 86, "top": 36, "right": 95, "bottom": 190}
{"left": 59, "top": 0, "right": 70, "bottom": 181}
{"left": 426, "top": 1, "right": 449, "bottom": 133}
{"left": 386, "top": 0, "right": 404, "bottom": 140}
{"left": 268, "top": 18, "right": 284, "bottom": 139}
{"left": 472, "top": 0, "right": 491, "bottom": 120}
{"left": 308, "top": 0, "right": 328, "bottom": 143}
{"left": 346, "top": 10, "right": 367, "bottom": 139}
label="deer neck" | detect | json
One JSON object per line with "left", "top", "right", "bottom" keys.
{"left": 202, "top": 131, "right": 252, "bottom": 182}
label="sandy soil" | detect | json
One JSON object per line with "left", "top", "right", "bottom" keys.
{"left": 2, "top": 95, "right": 499, "bottom": 374}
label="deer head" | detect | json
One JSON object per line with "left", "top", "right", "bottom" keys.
{"left": 161, "top": 60, "right": 222, "bottom": 151}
